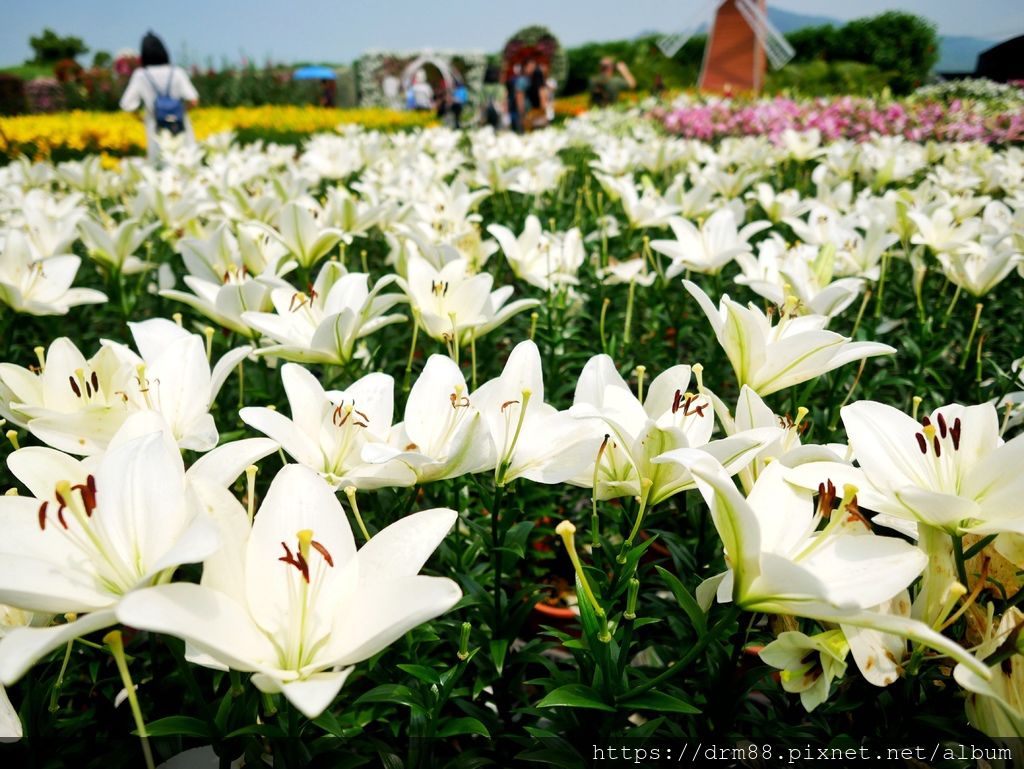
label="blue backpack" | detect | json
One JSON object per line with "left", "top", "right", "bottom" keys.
{"left": 143, "top": 69, "right": 185, "bottom": 135}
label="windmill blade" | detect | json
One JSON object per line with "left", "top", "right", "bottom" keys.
{"left": 658, "top": 0, "right": 720, "bottom": 58}
{"left": 657, "top": 29, "right": 696, "bottom": 59}
{"left": 735, "top": 0, "right": 796, "bottom": 69}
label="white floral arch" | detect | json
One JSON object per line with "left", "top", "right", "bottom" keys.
{"left": 356, "top": 48, "right": 487, "bottom": 108}
{"left": 400, "top": 54, "right": 462, "bottom": 93}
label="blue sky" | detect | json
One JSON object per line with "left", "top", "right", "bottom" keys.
{"left": 3, "top": 0, "right": 1023, "bottom": 67}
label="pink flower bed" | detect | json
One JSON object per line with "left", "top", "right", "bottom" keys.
{"left": 657, "top": 96, "right": 1024, "bottom": 145}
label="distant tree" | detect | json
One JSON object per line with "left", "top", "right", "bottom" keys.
{"left": 29, "top": 28, "right": 89, "bottom": 64}
{"left": 92, "top": 50, "right": 112, "bottom": 69}
{"left": 832, "top": 12, "right": 938, "bottom": 93}
{"left": 786, "top": 25, "right": 838, "bottom": 62}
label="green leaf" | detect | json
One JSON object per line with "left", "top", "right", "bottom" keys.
{"left": 436, "top": 717, "right": 490, "bottom": 738}
{"left": 137, "top": 715, "right": 211, "bottom": 739}
{"left": 355, "top": 684, "right": 423, "bottom": 711}
{"left": 620, "top": 690, "right": 700, "bottom": 714}
{"left": 489, "top": 639, "right": 509, "bottom": 675}
{"left": 503, "top": 520, "right": 535, "bottom": 558}
{"left": 224, "top": 723, "right": 288, "bottom": 739}
{"left": 656, "top": 565, "right": 706, "bottom": 634}
{"left": 396, "top": 663, "right": 441, "bottom": 685}
{"left": 536, "top": 684, "right": 616, "bottom": 712}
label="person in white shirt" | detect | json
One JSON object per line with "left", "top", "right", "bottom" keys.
{"left": 119, "top": 31, "right": 199, "bottom": 161}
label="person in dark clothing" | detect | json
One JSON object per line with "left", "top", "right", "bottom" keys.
{"left": 451, "top": 79, "right": 468, "bottom": 128}
{"left": 505, "top": 64, "right": 524, "bottom": 133}
{"left": 524, "top": 59, "right": 548, "bottom": 130}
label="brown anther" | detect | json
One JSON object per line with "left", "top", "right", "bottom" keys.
{"left": 354, "top": 409, "right": 370, "bottom": 422}
{"left": 288, "top": 292, "right": 308, "bottom": 312}
{"left": 332, "top": 404, "right": 349, "bottom": 426}
{"left": 85, "top": 381, "right": 93, "bottom": 398}
{"left": 90, "top": 371, "right": 99, "bottom": 392}
{"left": 817, "top": 479, "right": 837, "bottom": 517}
{"left": 38, "top": 501, "right": 47, "bottom": 530}
{"left": 921, "top": 415, "right": 931, "bottom": 428}
{"left": 307, "top": 284, "right": 318, "bottom": 302}
{"left": 310, "top": 540, "right": 334, "bottom": 567}
{"left": 278, "top": 541, "right": 311, "bottom": 583}
{"left": 405, "top": 442, "right": 419, "bottom": 451}
{"left": 915, "top": 432, "right": 927, "bottom": 454}
{"left": 951, "top": 418, "right": 962, "bottom": 451}
{"left": 72, "top": 474, "right": 97, "bottom": 516}
{"left": 933, "top": 435, "right": 942, "bottom": 458}
{"left": 844, "top": 496, "right": 872, "bottom": 530}
{"left": 69, "top": 375, "right": 82, "bottom": 398}
{"left": 681, "top": 396, "right": 707, "bottom": 418}
{"left": 937, "top": 412, "right": 948, "bottom": 438}
{"left": 56, "top": 506, "right": 68, "bottom": 530}
{"left": 671, "top": 389, "right": 683, "bottom": 414}
{"left": 501, "top": 399, "right": 520, "bottom": 411}
{"left": 352, "top": 420, "right": 369, "bottom": 428}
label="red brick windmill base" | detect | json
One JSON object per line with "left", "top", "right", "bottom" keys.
{"left": 699, "top": 0, "right": 767, "bottom": 94}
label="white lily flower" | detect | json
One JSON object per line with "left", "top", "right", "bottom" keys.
{"left": 953, "top": 607, "right": 1024, "bottom": 740}
{"left": 684, "top": 280, "right": 895, "bottom": 396}
{"left": 666, "top": 450, "right": 988, "bottom": 678}
{"left": 759, "top": 629, "right": 848, "bottom": 712}
{"left": 242, "top": 262, "right": 406, "bottom": 366}
{"left": 703, "top": 384, "right": 842, "bottom": 495}
{"left": 735, "top": 238, "right": 865, "bottom": 318}
{"left": 18, "top": 189, "right": 86, "bottom": 259}
{"left": 77, "top": 216, "right": 159, "bottom": 275}
{"left": 472, "top": 340, "right": 598, "bottom": 486}
{"left": 487, "top": 216, "right": 586, "bottom": 292}
{"left": 748, "top": 183, "right": 804, "bottom": 223}
{"left": 363, "top": 355, "right": 496, "bottom": 484}
{"left": 779, "top": 128, "right": 824, "bottom": 161}
{"left": 240, "top": 363, "right": 415, "bottom": 490}
{"left": 828, "top": 401, "right": 1024, "bottom": 538}
{"left": 0, "top": 231, "right": 106, "bottom": 316}
{"left": 0, "top": 683, "right": 19, "bottom": 742}
{"left": 570, "top": 355, "right": 776, "bottom": 505}
{"left": 0, "top": 605, "right": 32, "bottom": 742}
{"left": 0, "top": 413, "right": 274, "bottom": 685}
{"left": 260, "top": 201, "right": 347, "bottom": 269}
{"left": 598, "top": 257, "right": 658, "bottom": 287}
{"left": 2, "top": 319, "right": 250, "bottom": 455}
{"left": 399, "top": 257, "right": 538, "bottom": 349}
{"left": 116, "top": 464, "right": 462, "bottom": 719}
{"left": 651, "top": 210, "right": 771, "bottom": 276}
{"left": 595, "top": 174, "right": 681, "bottom": 229}
{"left": 936, "top": 240, "right": 1021, "bottom": 298}
{"left": 161, "top": 223, "right": 294, "bottom": 336}
{"left": 908, "top": 208, "right": 980, "bottom": 253}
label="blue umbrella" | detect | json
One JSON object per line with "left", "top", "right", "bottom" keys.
{"left": 293, "top": 66, "right": 336, "bottom": 80}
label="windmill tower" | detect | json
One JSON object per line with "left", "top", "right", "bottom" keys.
{"left": 659, "top": 0, "right": 794, "bottom": 94}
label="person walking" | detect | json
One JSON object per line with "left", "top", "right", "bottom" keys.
{"left": 119, "top": 31, "right": 199, "bottom": 162}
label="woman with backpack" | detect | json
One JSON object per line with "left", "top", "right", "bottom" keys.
{"left": 120, "top": 31, "right": 199, "bottom": 162}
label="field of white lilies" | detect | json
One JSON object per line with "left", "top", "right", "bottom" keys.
{"left": 0, "top": 113, "right": 1023, "bottom": 767}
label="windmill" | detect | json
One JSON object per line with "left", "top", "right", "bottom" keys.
{"left": 658, "top": 0, "right": 795, "bottom": 93}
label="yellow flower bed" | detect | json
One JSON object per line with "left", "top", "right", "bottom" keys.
{"left": 0, "top": 105, "right": 436, "bottom": 158}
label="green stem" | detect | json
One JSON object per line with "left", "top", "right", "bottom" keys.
{"left": 959, "top": 303, "right": 983, "bottom": 370}
{"left": 48, "top": 640, "right": 74, "bottom": 713}
{"left": 490, "top": 480, "right": 507, "bottom": 638}
{"left": 624, "top": 605, "right": 741, "bottom": 698}
{"left": 951, "top": 533, "right": 969, "bottom": 589}
{"left": 105, "top": 630, "right": 155, "bottom": 769}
